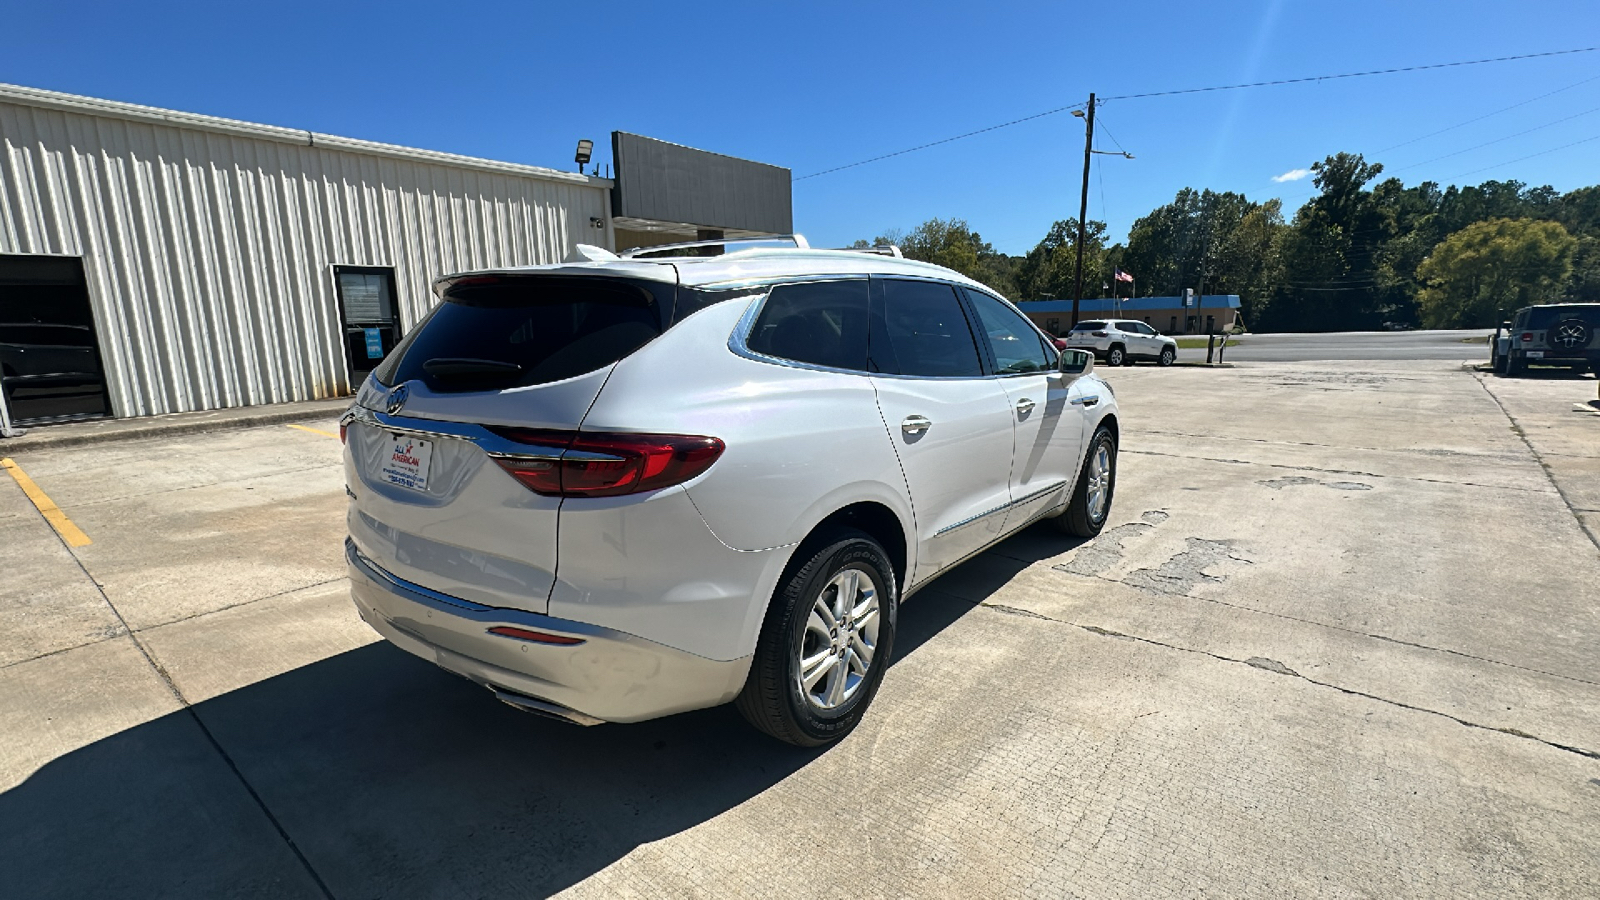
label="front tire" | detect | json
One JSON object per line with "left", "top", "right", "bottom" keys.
{"left": 1106, "top": 345, "right": 1126, "bottom": 367}
{"left": 1053, "top": 424, "right": 1117, "bottom": 537}
{"left": 1158, "top": 346, "right": 1175, "bottom": 367}
{"left": 736, "top": 530, "right": 898, "bottom": 747}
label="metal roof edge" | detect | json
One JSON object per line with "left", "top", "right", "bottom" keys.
{"left": 0, "top": 82, "right": 612, "bottom": 189}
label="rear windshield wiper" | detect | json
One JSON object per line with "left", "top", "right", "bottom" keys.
{"left": 421, "top": 358, "right": 524, "bottom": 380}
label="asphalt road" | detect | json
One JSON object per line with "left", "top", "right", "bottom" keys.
{"left": 1176, "top": 328, "right": 1494, "bottom": 363}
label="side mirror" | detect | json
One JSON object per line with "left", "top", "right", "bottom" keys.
{"left": 1059, "top": 348, "right": 1094, "bottom": 378}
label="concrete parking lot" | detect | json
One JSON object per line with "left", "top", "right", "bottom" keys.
{"left": 2, "top": 359, "right": 1597, "bottom": 898}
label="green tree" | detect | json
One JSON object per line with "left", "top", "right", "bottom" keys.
{"left": 1262, "top": 153, "right": 1390, "bottom": 331}
{"left": 1014, "top": 218, "right": 1108, "bottom": 302}
{"left": 874, "top": 218, "right": 1021, "bottom": 298}
{"left": 1121, "top": 188, "right": 1284, "bottom": 323}
{"left": 1415, "top": 218, "right": 1576, "bottom": 328}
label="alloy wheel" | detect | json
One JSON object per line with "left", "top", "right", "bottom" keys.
{"left": 797, "top": 567, "right": 880, "bottom": 712}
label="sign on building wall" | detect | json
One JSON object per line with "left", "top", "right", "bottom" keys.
{"left": 611, "top": 132, "right": 792, "bottom": 234}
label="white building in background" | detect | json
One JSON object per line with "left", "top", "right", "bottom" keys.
{"left": 0, "top": 84, "right": 790, "bottom": 427}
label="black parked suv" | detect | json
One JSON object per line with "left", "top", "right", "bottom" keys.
{"left": 1493, "top": 304, "right": 1600, "bottom": 376}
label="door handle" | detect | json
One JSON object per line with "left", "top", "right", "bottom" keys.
{"left": 901, "top": 415, "right": 931, "bottom": 436}
{"left": 1015, "top": 398, "right": 1035, "bottom": 416}
{"left": 1071, "top": 395, "right": 1100, "bottom": 408}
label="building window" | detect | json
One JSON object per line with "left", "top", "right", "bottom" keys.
{"left": 1046, "top": 318, "right": 1060, "bottom": 334}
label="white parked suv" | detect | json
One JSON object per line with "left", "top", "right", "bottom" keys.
{"left": 341, "top": 238, "right": 1120, "bottom": 746}
{"left": 1065, "top": 319, "right": 1177, "bottom": 367}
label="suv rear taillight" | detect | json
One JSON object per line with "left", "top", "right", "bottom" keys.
{"left": 1092, "top": 331, "right": 1108, "bottom": 337}
{"left": 1521, "top": 332, "right": 1533, "bottom": 342}
{"left": 488, "top": 429, "right": 725, "bottom": 498}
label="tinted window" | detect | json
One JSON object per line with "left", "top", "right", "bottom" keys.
{"left": 1072, "top": 321, "right": 1107, "bottom": 331}
{"left": 966, "top": 289, "right": 1054, "bottom": 375}
{"left": 382, "top": 275, "right": 665, "bottom": 392}
{"left": 746, "top": 280, "right": 868, "bottom": 371}
{"left": 1527, "top": 306, "right": 1600, "bottom": 329}
{"left": 872, "top": 280, "right": 983, "bottom": 377}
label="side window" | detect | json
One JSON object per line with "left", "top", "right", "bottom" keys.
{"left": 872, "top": 280, "right": 984, "bottom": 377}
{"left": 746, "top": 280, "right": 869, "bottom": 371}
{"left": 965, "top": 289, "right": 1053, "bottom": 375}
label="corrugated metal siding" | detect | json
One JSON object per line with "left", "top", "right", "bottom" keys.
{"left": 0, "top": 100, "right": 611, "bottom": 417}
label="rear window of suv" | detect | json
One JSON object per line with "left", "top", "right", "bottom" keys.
{"left": 1071, "top": 321, "right": 1107, "bottom": 331}
{"left": 375, "top": 275, "right": 670, "bottom": 392}
{"left": 1525, "top": 305, "right": 1600, "bottom": 330}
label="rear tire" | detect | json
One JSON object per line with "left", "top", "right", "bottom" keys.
{"left": 735, "top": 530, "right": 897, "bottom": 747}
{"left": 1505, "top": 358, "right": 1526, "bottom": 376}
{"left": 1158, "top": 347, "right": 1175, "bottom": 367}
{"left": 1053, "top": 425, "right": 1117, "bottom": 538}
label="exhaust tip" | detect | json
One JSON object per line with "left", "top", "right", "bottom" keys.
{"left": 491, "top": 689, "right": 605, "bottom": 727}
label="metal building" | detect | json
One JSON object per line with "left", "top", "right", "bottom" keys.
{"left": 0, "top": 84, "right": 788, "bottom": 428}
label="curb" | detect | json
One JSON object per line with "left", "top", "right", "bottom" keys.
{"left": 0, "top": 400, "right": 352, "bottom": 453}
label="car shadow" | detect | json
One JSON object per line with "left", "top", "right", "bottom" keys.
{"left": 0, "top": 556, "right": 1017, "bottom": 899}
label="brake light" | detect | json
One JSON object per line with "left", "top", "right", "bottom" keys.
{"left": 1521, "top": 332, "right": 1533, "bottom": 342}
{"left": 339, "top": 422, "right": 348, "bottom": 444}
{"left": 489, "top": 429, "right": 724, "bottom": 498}
{"left": 1092, "top": 331, "right": 1108, "bottom": 337}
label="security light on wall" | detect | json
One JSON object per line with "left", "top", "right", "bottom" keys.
{"left": 575, "top": 139, "right": 594, "bottom": 174}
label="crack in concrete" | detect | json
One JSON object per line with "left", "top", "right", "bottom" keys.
{"left": 1122, "top": 448, "right": 1551, "bottom": 494}
{"left": 1123, "top": 538, "right": 1253, "bottom": 595}
{"left": 10, "top": 492, "right": 341, "bottom": 899}
{"left": 1471, "top": 371, "right": 1600, "bottom": 552}
{"left": 984, "top": 604, "right": 1600, "bottom": 762}
{"left": 1126, "top": 428, "right": 1524, "bottom": 462}
{"left": 1052, "top": 510, "right": 1170, "bottom": 577}
{"left": 1048, "top": 566, "right": 1600, "bottom": 688}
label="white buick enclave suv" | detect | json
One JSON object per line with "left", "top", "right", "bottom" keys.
{"left": 341, "top": 239, "right": 1120, "bottom": 746}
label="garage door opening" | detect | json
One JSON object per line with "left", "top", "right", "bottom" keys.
{"left": 0, "top": 255, "right": 110, "bottom": 425}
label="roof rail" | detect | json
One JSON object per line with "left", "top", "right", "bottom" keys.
{"left": 834, "top": 244, "right": 904, "bottom": 258}
{"left": 619, "top": 234, "right": 810, "bottom": 259}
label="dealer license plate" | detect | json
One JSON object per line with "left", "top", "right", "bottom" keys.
{"left": 381, "top": 434, "right": 433, "bottom": 492}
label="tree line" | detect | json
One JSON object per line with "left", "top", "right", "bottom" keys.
{"left": 856, "top": 152, "right": 1599, "bottom": 330}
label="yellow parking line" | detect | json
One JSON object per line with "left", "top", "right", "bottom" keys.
{"left": 1, "top": 457, "right": 91, "bottom": 547}
{"left": 286, "top": 424, "right": 340, "bottom": 439}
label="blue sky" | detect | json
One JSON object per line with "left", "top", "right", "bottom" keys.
{"left": 5, "top": 0, "right": 1597, "bottom": 255}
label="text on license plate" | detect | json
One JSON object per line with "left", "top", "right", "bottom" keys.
{"left": 381, "top": 435, "right": 433, "bottom": 491}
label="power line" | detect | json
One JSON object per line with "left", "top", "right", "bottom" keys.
{"left": 793, "top": 45, "right": 1600, "bottom": 181}
{"left": 1390, "top": 104, "right": 1600, "bottom": 172}
{"left": 1098, "top": 46, "right": 1599, "bottom": 103}
{"left": 1443, "top": 131, "right": 1600, "bottom": 180}
{"left": 792, "top": 101, "right": 1086, "bottom": 181}
{"left": 1373, "top": 71, "right": 1600, "bottom": 154}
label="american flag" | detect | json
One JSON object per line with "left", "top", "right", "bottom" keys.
{"left": 1114, "top": 268, "right": 1134, "bottom": 283}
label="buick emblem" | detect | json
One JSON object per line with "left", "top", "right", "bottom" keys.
{"left": 386, "top": 385, "right": 409, "bottom": 415}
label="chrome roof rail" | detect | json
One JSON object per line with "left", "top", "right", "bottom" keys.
{"left": 619, "top": 234, "right": 810, "bottom": 258}
{"left": 834, "top": 244, "right": 903, "bottom": 258}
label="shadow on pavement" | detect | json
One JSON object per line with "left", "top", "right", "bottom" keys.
{"left": 0, "top": 567, "right": 994, "bottom": 899}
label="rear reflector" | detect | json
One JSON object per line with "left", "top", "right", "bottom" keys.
{"left": 489, "top": 429, "right": 724, "bottom": 498}
{"left": 487, "top": 626, "right": 585, "bottom": 645}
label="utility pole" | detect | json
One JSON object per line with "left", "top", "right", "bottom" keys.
{"left": 1071, "top": 92, "right": 1095, "bottom": 329}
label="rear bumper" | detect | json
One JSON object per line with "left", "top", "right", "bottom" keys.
{"left": 347, "top": 539, "right": 751, "bottom": 724}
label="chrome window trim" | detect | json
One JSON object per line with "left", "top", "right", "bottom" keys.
{"left": 346, "top": 405, "right": 585, "bottom": 461}
{"left": 932, "top": 480, "right": 1067, "bottom": 537}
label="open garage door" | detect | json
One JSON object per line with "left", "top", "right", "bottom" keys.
{"left": 0, "top": 255, "right": 110, "bottom": 425}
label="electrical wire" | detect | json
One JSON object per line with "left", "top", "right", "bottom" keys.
{"left": 1443, "top": 131, "right": 1600, "bottom": 180}
{"left": 793, "top": 46, "right": 1600, "bottom": 181}
{"left": 1373, "top": 71, "right": 1600, "bottom": 153}
{"left": 1389, "top": 105, "right": 1600, "bottom": 172}
{"left": 792, "top": 101, "right": 1086, "bottom": 181}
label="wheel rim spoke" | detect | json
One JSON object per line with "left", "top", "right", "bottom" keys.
{"left": 796, "top": 566, "right": 884, "bottom": 712}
